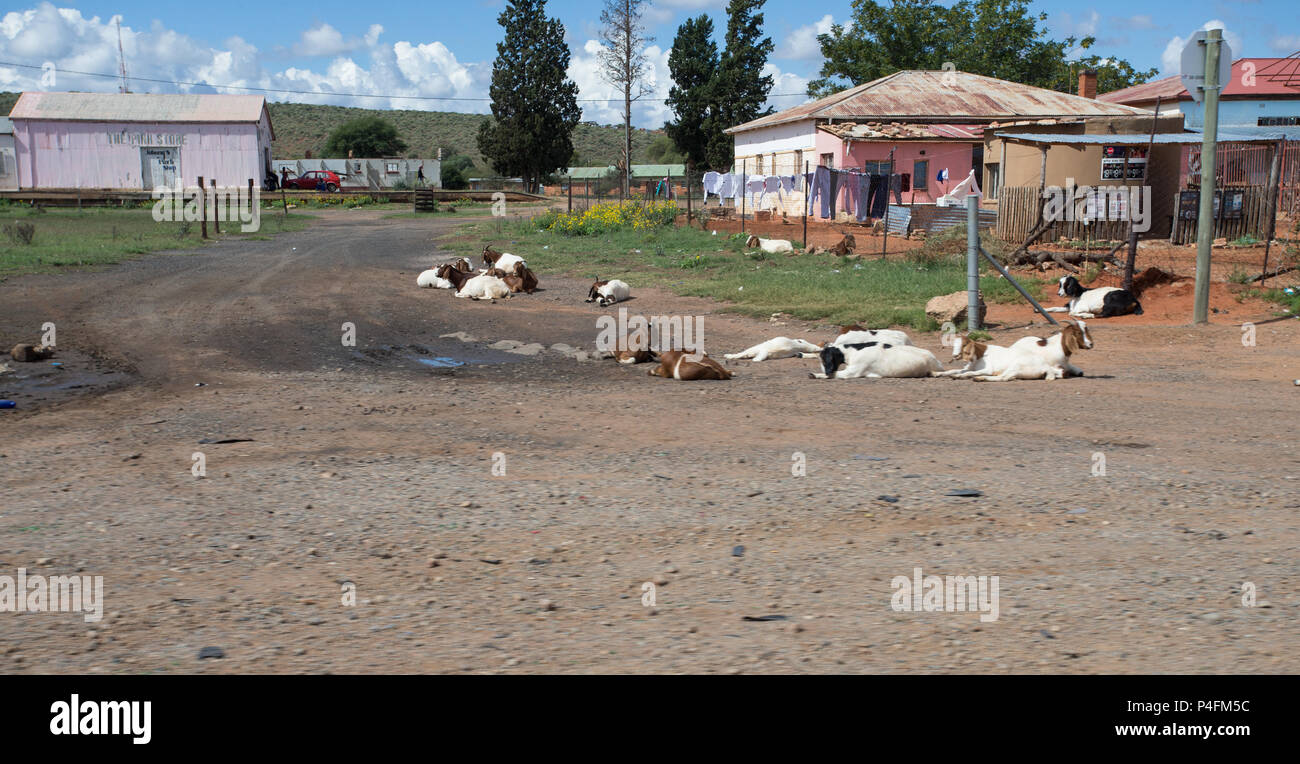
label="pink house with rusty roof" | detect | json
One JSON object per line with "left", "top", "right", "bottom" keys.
{"left": 8, "top": 92, "right": 275, "bottom": 190}
{"left": 724, "top": 70, "right": 1148, "bottom": 212}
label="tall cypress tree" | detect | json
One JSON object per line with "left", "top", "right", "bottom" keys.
{"left": 665, "top": 15, "right": 719, "bottom": 172}
{"left": 706, "top": 0, "right": 774, "bottom": 171}
{"left": 477, "top": 0, "right": 582, "bottom": 193}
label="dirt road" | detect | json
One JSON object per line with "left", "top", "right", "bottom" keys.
{"left": 2, "top": 209, "right": 1297, "bottom": 674}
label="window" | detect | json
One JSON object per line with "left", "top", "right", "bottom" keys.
{"left": 863, "top": 160, "right": 892, "bottom": 174}
{"left": 986, "top": 164, "right": 1000, "bottom": 200}
{"left": 912, "top": 160, "right": 928, "bottom": 190}
{"left": 755, "top": 155, "right": 764, "bottom": 174}
{"left": 386, "top": 162, "right": 399, "bottom": 174}
{"left": 794, "top": 149, "right": 804, "bottom": 172}
{"left": 820, "top": 152, "right": 835, "bottom": 169}
{"left": 1259, "top": 116, "right": 1300, "bottom": 126}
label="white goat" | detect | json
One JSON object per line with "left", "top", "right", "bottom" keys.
{"left": 933, "top": 335, "right": 1016, "bottom": 378}
{"left": 417, "top": 269, "right": 453, "bottom": 288}
{"left": 724, "top": 337, "right": 822, "bottom": 362}
{"left": 798, "top": 326, "right": 912, "bottom": 359}
{"left": 968, "top": 321, "right": 1093, "bottom": 381}
{"left": 810, "top": 341, "right": 943, "bottom": 379}
{"left": 745, "top": 234, "right": 794, "bottom": 254}
{"left": 586, "top": 279, "right": 631, "bottom": 307}
{"left": 456, "top": 273, "right": 512, "bottom": 300}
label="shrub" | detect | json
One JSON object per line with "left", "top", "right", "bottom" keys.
{"left": 543, "top": 201, "right": 679, "bottom": 236}
{"left": 3, "top": 222, "right": 35, "bottom": 245}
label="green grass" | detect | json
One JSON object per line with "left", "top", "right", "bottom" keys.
{"left": 1241, "top": 286, "right": 1300, "bottom": 315}
{"left": 442, "top": 218, "right": 1046, "bottom": 331}
{"left": 0, "top": 204, "right": 315, "bottom": 277}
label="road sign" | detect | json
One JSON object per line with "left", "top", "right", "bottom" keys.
{"left": 1181, "top": 31, "right": 1232, "bottom": 103}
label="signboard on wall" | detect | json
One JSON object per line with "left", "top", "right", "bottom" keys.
{"left": 1101, "top": 145, "right": 1147, "bottom": 181}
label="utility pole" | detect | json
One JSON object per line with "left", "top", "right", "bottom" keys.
{"left": 1193, "top": 29, "right": 1223, "bottom": 324}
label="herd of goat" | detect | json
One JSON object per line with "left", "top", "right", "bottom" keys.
{"left": 416, "top": 243, "right": 1147, "bottom": 382}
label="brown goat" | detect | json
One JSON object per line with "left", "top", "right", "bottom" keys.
{"left": 436, "top": 263, "right": 474, "bottom": 292}
{"left": 648, "top": 349, "right": 732, "bottom": 381}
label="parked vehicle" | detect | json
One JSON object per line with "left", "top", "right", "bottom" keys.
{"left": 281, "top": 170, "right": 342, "bottom": 192}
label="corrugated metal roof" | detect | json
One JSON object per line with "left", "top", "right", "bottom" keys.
{"left": 564, "top": 164, "right": 686, "bottom": 179}
{"left": 1099, "top": 58, "right": 1300, "bottom": 105}
{"left": 9, "top": 92, "right": 269, "bottom": 124}
{"left": 727, "top": 70, "right": 1149, "bottom": 134}
{"left": 821, "top": 121, "right": 983, "bottom": 141}
{"left": 995, "top": 131, "right": 1279, "bottom": 144}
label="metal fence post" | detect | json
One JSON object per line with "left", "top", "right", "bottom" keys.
{"left": 966, "top": 194, "right": 981, "bottom": 331}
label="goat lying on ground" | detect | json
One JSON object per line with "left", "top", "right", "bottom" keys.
{"left": 745, "top": 235, "right": 794, "bottom": 254}
{"left": 810, "top": 341, "right": 943, "bottom": 379}
{"left": 724, "top": 337, "right": 822, "bottom": 362}
{"left": 967, "top": 320, "right": 1093, "bottom": 381}
{"left": 503, "top": 262, "right": 538, "bottom": 294}
{"left": 648, "top": 349, "right": 732, "bottom": 380}
{"left": 455, "top": 272, "right": 511, "bottom": 300}
{"left": 434, "top": 263, "right": 475, "bottom": 292}
{"left": 586, "top": 278, "right": 630, "bottom": 307}
{"left": 797, "top": 325, "right": 912, "bottom": 358}
{"left": 482, "top": 245, "right": 526, "bottom": 272}
{"left": 417, "top": 257, "right": 472, "bottom": 288}
{"left": 932, "top": 334, "right": 1016, "bottom": 378}
{"left": 1045, "top": 276, "right": 1142, "bottom": 318}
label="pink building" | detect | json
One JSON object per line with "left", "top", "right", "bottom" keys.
{"left": 725, "top": 70, "right": 1147, "bottom": 216}
{"left": 8, "top": 92, "right": 275, "bottom": 190}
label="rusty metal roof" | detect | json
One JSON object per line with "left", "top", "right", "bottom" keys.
{"left": 1099, "top": 58, "right": 1300, "bottom": 105}
{"left": 726, "top": 70, "right": 1149, "bottom": 134}
{"left": 10, "top": 92, "right": 270, "bottom": 124}
{"left": 819, "top": 121, "right": 983, "bottom": 141}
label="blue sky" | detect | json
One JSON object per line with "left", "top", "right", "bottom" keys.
{"left": 1, "top": 0, "right": 1296, "bottom": 127}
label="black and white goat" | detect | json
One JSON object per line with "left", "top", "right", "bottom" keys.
{"left": 1045, "top": 276, "right": 1142, "bottom": 318}
{"left": 810, "top": 341, "right": 943, "bottom": 379}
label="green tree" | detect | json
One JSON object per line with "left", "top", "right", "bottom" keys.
{"left": 665, "top": 14, "right": 720, "bottom": 171}
{"left": 441, "top": 165, "right": 469, "bottom": 190}
{"left": 645, "top": 134, "right": 685, "bottom": 164}
{"left": 808, "top": 0, "right": 1156, "bottom": 98}
{"left": 324, "top": 115, "right": 408, "bottom": 157}
{"left": 477, "top": 0, "right": 582, "bottom": 193}
{"left": 706, "top": 0, "right": 775, "bottom": 170}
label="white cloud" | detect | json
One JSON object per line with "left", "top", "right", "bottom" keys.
{"left": 777, "top": 15, "right": 838, "bottom": 61}
{"left": 293, "top": 23, "right": 354, "bottom": 57}
{"left": 1161, "top": 20, "right": 1243, "bottom": 75}
{"left": 0, "top": 5, "right": 492, "bottom": 115}
{"left": 1271, "top": 35, "right": 1300, "bottom": 53}
{"left": 0, "top": 5, "right": 822, "bottom": 129}
{"left": 1054, "top": 10, "right": 1101, "bottom": 37}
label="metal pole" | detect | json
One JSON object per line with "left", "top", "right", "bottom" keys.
{"left": 979, "top": 247, "right": 1059, "bottom": 326}
{"left": 686, "top": 162, "right": 692, "bottom": 227}
{"left": 1193, "top": 29, "right": 1223, "bottom": 324}
{"left": 1125, "top": 97, "right": 1162, "bottom": 292}
{"left": 802, "top": 160, "right": 809, "bottom": 249}
{"left": 199, "top": 176, "right": 207, "bottom": 239}
{"left": 966, "top": 193, "right": 980, "bottom": 331}
{"left": 567, "top": 175, "right": 572, "bottom": 214}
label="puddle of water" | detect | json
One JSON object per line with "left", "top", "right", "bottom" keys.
{"left": 350, "top": 343, "right": 523, "bottom": 370}
{"left": 414, "top": 357, "right": 465, "bottom": 368}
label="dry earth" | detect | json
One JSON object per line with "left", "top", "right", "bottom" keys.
{"left": 1, "top": 208, "right": 1297, "bottom": 674}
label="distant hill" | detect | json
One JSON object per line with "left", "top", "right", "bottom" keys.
{"left": 1, "top": 92, "right": 660, "bottom": 176}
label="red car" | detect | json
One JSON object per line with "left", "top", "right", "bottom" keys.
{"left": 279, "top": 170, "right": 342, "bottom": 192}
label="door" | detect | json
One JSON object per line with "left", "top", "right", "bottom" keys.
{"left": 141, "top": 147, "right": 179, "bottom": 189}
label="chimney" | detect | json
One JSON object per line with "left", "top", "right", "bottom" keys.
{"left": 1078, "top": 69, "right": 1097, "bottom": 100}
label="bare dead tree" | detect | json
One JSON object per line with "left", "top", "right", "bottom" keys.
{"left": 599, "top": 0, "right": 654, "bottom": 198}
